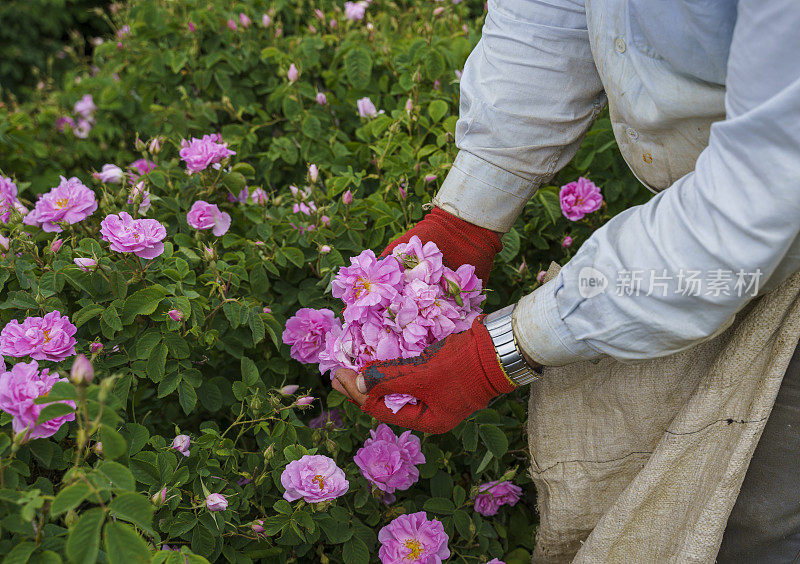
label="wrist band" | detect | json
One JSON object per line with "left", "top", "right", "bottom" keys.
{"left": 484, "top": 304, "right": 541, "bottom": 386}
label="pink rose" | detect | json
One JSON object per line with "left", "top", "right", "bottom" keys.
{"left": 171, "top": 434, "right": 190, "bottom": 457}
{"left": 239, "top": 12, "right": 251, "bottom": 27}
{"left": 100, "top": 212, "right": 167, "bottom": 259}
{"left": 282, "top": 308, "right": 338, "bottom": 364}
{"left": 227, "top": 19, "right": 237, "bottom": 31}
{"left": 344, "top": 1, "right": 367, "bottom": 20}
{"left": 127, "top": 158, "right": 156, "bottom": 184}
{"left": 168, "top": 309, "right": 183, "bottom": 321}
{"left": 261, "top": 14, "right": 271, "bottom": 27}
{"left": 186, "top": 200, "right": 231, "bottom": 236}
{"left": 250, "top": 187, "right": 267, "bottom": 205}
{"left": 562, "top": 235, "right": 573, "bottom": 248}
{"left": 332, "top": 249, "right": 402, "bottom": 322}
{"left": 287, "top": 63, "right": 299, "bottom": 82}
{"left": 308, "top": 164, "right": 319, "bottom": 183}
{"left": 281, "top": 454, "right": 349, "bottom": 503}
{"left": 0, "top": 175, "right": 25, "bottom": 224}
{"left": 536, "top": 270, "right": 547, "bottom": 284}
{"left": 559, "top": 177, "right": 602, "bottom": 221}
{"left": 70, "top": 354, "right": 94, "bottom": 384}
{"left": 50, "top": 238, "right": 64, "bottom": 253}
{"left": 206, "top": 493, "right": 228, "bottom": 511}
{"left": 0, "top": 360, "right": 76, "bottom": 441}
{"left": 356, "top": 96, "right": 378, "bottom": 117}
{"left": 179, "top": 133, "right": 236, "bottom": 173}
{"left": 90, "top": 342, "right": 104, "bottom": 354}
{"left": 73, "top": 257, "right": 97, "bottom": 271}
{"left": 0, "top": 311, "right": 77, "bottom": 361}
{"left": 487, "top": 560, "right": 505, "bottom": 564}
{"left": 378, "top": 512, "right": 450, "bottom": 563}
{"left": 316, "top": 92, "right": 327, "bottom": 105}
{"left": 354, "top": 424, "right": 424, "bottom": 494}
{"left": 279, "top": 384, "right": 299, "bottom": 396}
{"left": 473, "top": 480, "right": 522, "bottom": 516}
{"left": 296, "top": 396, "right": 315, "bottom": 406}
{"left": 93, "top": 164, "right": 124, "bottom": 183}
{"left": 74, "top": 94, "right": 96, "bottom": 120}
{"left": 23, "top": 176, "right": 98, "bottom": 233}
{"left": 128, "top": 181, "right": 151, "bottom": 215}
{"left": 342, "top": 189, "right": 353, "bottom": 205}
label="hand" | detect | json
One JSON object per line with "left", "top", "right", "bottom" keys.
{"left": 332, "top": 317, "right": 516, "bottom": 434}
{"left": 381, "top": 207, "right": 503, "bottom": 283}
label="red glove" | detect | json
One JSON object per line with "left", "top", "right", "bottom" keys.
{"left": 381, "top": 207, "right": 503, "bottom": 283}
{"left": 360, "top": 317, "right": 516, "bottom": 434}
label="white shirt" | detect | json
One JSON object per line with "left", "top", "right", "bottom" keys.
{"left": 432, "top": 0, "right": 800, "bottom": 364}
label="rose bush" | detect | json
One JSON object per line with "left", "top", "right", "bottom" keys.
{"left": 0, "top": 0, "right": 651, "bottom": 562}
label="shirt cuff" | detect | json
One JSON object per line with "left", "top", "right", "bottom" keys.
{"left": 512, "top": 277, "right": 602, "bottom": 366}
{"left": 433, "top": 151, "right": 540, "bottom": 233}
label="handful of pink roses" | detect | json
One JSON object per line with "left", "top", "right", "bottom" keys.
{"left": 283, "top": 235, "right": 485, "bottom": 413}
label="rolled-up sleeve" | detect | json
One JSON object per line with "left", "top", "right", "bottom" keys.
{"left": 515, "top": 0, "right": 800, "bottom": 365}
{"left": 433, "top": 0, "right": 606, "bottom": 233}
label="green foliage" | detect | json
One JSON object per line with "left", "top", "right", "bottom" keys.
{"left": 0, "top": 0, "right": 651, "bottom": 562}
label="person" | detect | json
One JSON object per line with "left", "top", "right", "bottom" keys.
{"left": 334, "top": 0, "right": 800, "bottom": 561}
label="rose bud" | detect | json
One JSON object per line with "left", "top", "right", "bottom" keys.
{"left": 206, "top": 493, "right": 228, "bottom": 512}
{"left": 50, "top": 238, "right": 64, "bottom": 253}
{"left": 90, "top": 342, "right": 104, "bottom": 354}
{"left": 70, "top": 354, "right": 94, "bottom": 385}
{"left": 168, "top": 309, "right": 184, "bottom": 322}
{"left": 296, "top": 396, "right": 315, "bottom": 406}
{"left": 280, "top": 384, "right": 300, "bottom": 396}
{"left": 342, "top": 189, "right": 353, "bottom": 205}
{"left": 320, "top": 245, "right": 331, "bottom": 254}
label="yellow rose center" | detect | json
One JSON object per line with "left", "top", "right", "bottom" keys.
{"left": 355, "top": 277, "right": 371, "bottom": 299}
{"left": 42, "top": 329, "right": 52, "bottom": 343}
{"left": 55, "top": 198, "right": 69, "bottom": 209}
{"left": 404, "top": 539, "right": 424, "bottom": 559}
{"left": 312, "top": 475, "right": 325, "bottom": 490}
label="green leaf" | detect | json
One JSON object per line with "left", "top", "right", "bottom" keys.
{"left": 122, "top": 286, "right": 168, "bottom": 324}
{"left": 51, "top": 482, "right": 91, "bottom": 516}
{"left": 342, "top": 536, "right": 370, "bottom": 564}
{"left": 453, "top": 510, "right": 472, "bottom": 540}
{"left": 168, "top": 512, "right": 197, "bottom": 537}
{"left": 157, "top": 371, "right": 181, "bottom": 398}
{"left": 101, "top": 305, "right": 123, "bottom": 333}
{"left": 146, "top": 343, "right": 168, "bottom": 382}
{"left": 281, "top": 247, "right": 305, "bottom": 268}
{"left": 72, "top": 304, "right": 105, "bottom": 328}
{"left": 423, "top": 497, "right": 455, "bottom": 515}
{"left": 479, "top": 425, "right": 508, "bottom": 458}
{"left": 345, "top": 46, "right": 373, "bottom": 88}
{"left": 249, "top": 310, "right": 265, "bottom": 345}
{"left": 2, "top": 541, "right": 37, "bottom": 564}
{"left": 108, "top": 493, "right": 154, "bottom": 533}
{"left": 537, "top": 189, "right": 562, "bottom": 226}
{"left": 103, "top": 521, "right": 150, "bottom": 564}
{"left": 109, "top": 270, "right": 128, "bottom": 300}
{"left": 65, "top": 507, "right": 104, "bottom": 564}
{"left": 428, "top": 100, "right": 448, "bottom": 123}
{"left": 36, "top": 402, "right": 75, "bottom": 424}
{"left": 34, "top": 381, "right": 76, "bottom": 403}
{"left": 98, "top": 461, "right": 135, "bottom": 491}
{"left": 31, "top": 551, "right": 62, "bottom": 564}
{"left": 240, "top": 357, "right": 259, "bottom": 386}
{"left": 476, "top": 450, "right": 493, "bottom": 474}
{"left": 100, "top": 425, "right": 127, "bottom": 460}
{"left": 178, "top": 380, "right": 197, "bottom": 415}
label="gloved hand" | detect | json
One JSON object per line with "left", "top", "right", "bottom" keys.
{"left": 332, "top": 317, "right": 516, "bottom": 434}
{"left": 381, "top": 207, "right": 503, "bottom": 283}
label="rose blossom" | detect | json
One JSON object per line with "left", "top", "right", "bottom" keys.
{"left": 332, "top": 249, "right": 402, "bottom": 322}
{"left": 93, "top": 164, "right": 124, "bottom": 183}
{"left": 186, "top": 201, "right": 231, "bottom": 236}
{"left": 0, "top": 361, "right": 76, "bottom": 441}
{"left": 171, "top": 434, "right": 190, "bottom": 456}
{"left": 308, "top": 409, "right": 344, "bottom": 429}
{"left": 74, "top": 94, "right": 96, "bottom": 120}
{"left": 23, "top": 176, "right": 98, "bottom": 232}
{"left": 73, "top": 257, "right": 97, "bottom": 271}
{"left": 0, "top": 175, "right": 24, "bottom": 223}
{"left": 378, "top": 512, "right": 450, "bottom": 563}
{"left": 250, "top": 187, "right": 267, "bottom": 205}
{"left": 357, "top": 96, "right": 378, "bottom": 117}
{"left": 281, "top": 454, "right": 349, "bottom": 503}
{"left": 90, "top": 342, "right": 104, "bottom": 354}
{"left": 239, "top": 12, "right": 251, "bottom": 27}
{"left": 384, "top": 393, "right": 418, "bottom": 414}
{"left": 282, "top": 308, "right": 338, "bottom": 364}
{"left": 537, "top": 270, "right": 547, "bottom": 284}
{"left": 179, "top": 133, "right": 236, "bottom": 173}
{"left": 473, "top": 480, "right": 522, "bottom": 516}
{"left": 206, "top": 493, "right": 228, "bottom": 511}
{"left": 316, "top": 92, "right": 327, "bottom": 105}
{"left": 0, "top": 311, "right": 77, "bottom": 361}
{"left": 559, "top": 177, "right": 602, "bottom": 221}
{"left": 344, "top": 1, "right": 367, "bottom": 20}
{"left": 562, "top": 235, "right": 573, "bottom": 248}
{"left": 261, "top": 14, "right": 271, "bottom": 27}
{"left": 287, "top": 63, "right": 299, "bottom": 82}
{"left": 487, "top": 560, "right": 505, "bottom": 564}
{"left": 227, "top": 19, "right": 237, "bottom": 31}
{"left": 251, "top": 520, "right": 264, "bottom": 534}
{"left": 128, "top": 159, "right": 156, "bottom": 183}
{"left": 355, "top": 424, "right": 424, "bottom": 494}
{"left": 100, "top": 212, "right": 167, "bottom": 259}
{"left": 308, "top": 164, "right": 319, "bottom": 183}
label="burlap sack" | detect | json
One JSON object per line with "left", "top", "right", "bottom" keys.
{"left": 527, "top": 263, "right": 800, "bottom": 563}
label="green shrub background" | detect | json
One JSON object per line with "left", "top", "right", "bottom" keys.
{"left": 0, "top": 1, "right": 651, "bottom": 562}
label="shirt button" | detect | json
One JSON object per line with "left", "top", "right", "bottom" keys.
{"left": 615, "top": 37, "right": 626, "bottom": 54}
{"left": 626, "top": 127, "right": 639, "bottom": 140}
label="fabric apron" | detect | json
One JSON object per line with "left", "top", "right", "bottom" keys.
{"left": 527, "top": 2, "right": 800, "bottom": 561}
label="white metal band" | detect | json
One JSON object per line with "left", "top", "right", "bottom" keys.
{"left": 483, "top": 304, "right": 540, "bottom": 386}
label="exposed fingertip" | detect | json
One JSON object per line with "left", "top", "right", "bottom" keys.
{"left": 356, "top": 375, "right": 366, "bottom": 394}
